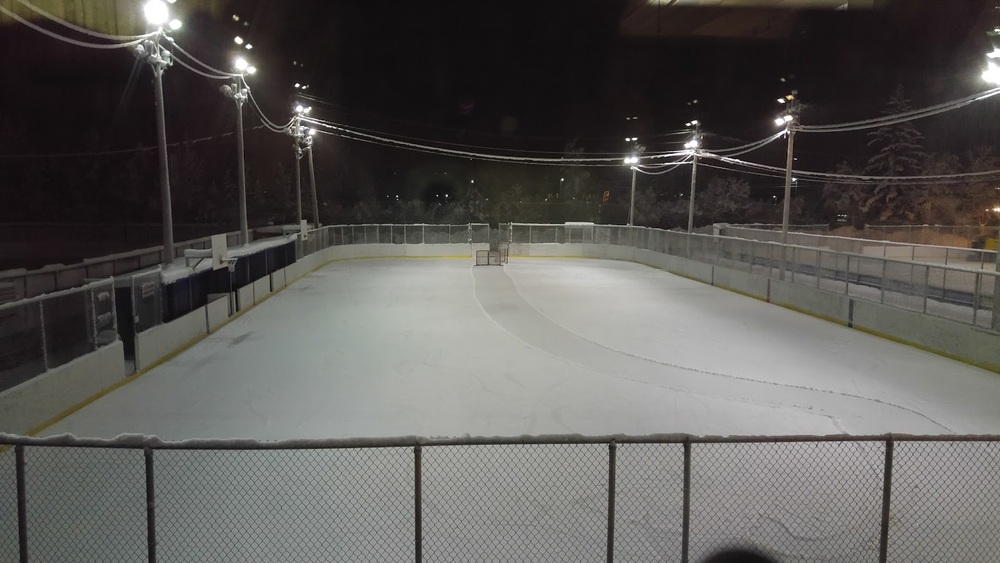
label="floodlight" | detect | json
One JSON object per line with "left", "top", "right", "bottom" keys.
{"left": 989, "top": 48, "right": 1000, "bottom": 59}
{"left": 234, "top": 57, "right": 249, "bottom": 71}
{"left": 247, "top": 66, "right": 256, "bottom": 75}
{"left": 144, "top": 0, "right": 169, "bottom": 25}
{"left": 690, "top": 119, "right": 699, "bottom": 126}
{"left": 777, "top": 98, "right": 786, "bottom": 104}
{"left": 984, "top": 61, "right": 1000, "bottom": 85}
{"left": 295, "top": 104, "right": 304, "bottom": 113}
{"left": 307, "top": 128, "right": 316, "bottom": 136}
{"left": 783, "top": 114, "right": 794, "bottom": 123}
{"left": 168, "top": 19, "right": 182, "bottom": 30}
{"left": 234, "top": 36, "right": 244, "bottom": 45}
{"left": 775, "top": 117, "right": 786, "bottom": 126}
{"left": 245, "top": 44, "right": 253, "bottom": 50}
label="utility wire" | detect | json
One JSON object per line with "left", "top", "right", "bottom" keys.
{"left": 0, "top": 4, "right": 151, "bottom": 49}
{"left": 0, "top": 126, "right": 267, "bottom": 159}
{"left": 15, "top": 0, "right": 153, "bottom": 40}
{"left": 170, "top": 40, "right": 239, "bottom": 78}
{"left": 634, "top": 158, "right": 692, "bottom": 175}
{"left": 796, "top": 88, "right": 1000, "bottom": 133}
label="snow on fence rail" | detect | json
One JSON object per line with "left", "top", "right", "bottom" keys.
{"left": 0, "top": 433, "right": 998, "bottom": 562}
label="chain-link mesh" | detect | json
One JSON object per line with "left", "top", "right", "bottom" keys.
{"left": 689, "top": 441, "right": 885, "bottom": 562}
{"left": 470, "top": 223, "right": 490, "bottom": 244}
{"left": 889, "top": 441, "right": 1000, "bottom": 562}
{"left": 156, "top": 448, "right": 412, "bottom": 562}
{"left": 25, "top": 447, "right": 147, "bottom": 561}
{"left": 0, "top": 301, "right": 44, "bottom": 393}
{"left": 615, "top": 443, "right": 685, "bottom": 562}
{"left": 0, "top": 448, "right": 18, "bottom": 559}
{"left": 422, "top": 443, "right": 607, "bottom": 562}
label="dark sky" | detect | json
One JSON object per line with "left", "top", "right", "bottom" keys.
{"left": 1, "top": 0, "right": 998, "bottom": 204}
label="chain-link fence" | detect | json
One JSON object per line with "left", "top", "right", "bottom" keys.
{"left": 0, "top": 278, "right": 117, "bottom": 393}
{"left": 2, "top": 434, "right": 998, "bottom": 562}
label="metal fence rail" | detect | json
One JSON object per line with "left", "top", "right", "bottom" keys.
{"left": 1, "top": 434, "right": 998, "bottom": 562}
{"left": 508, "top": 223, "right": 1000, "bottom": 330}
{"left": 0, "top": 278, "right": 117, "bottom": 393}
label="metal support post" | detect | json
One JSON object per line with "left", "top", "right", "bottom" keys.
{"left": 993, "top": 217, "right": 1000, "bottom": 330}
{"left": 687, "top": 152, "right": 699, "bottom": 233}
{"left": 145, "top": 448, "right": 157, "bottom": 563}
{"left": 308, "top": 145, "right": 320, "bottom": 228}
{"left": 235, "top": 93, "right": 249, "bottom": 246}
{"left": 414, "top": 445, "right": 422, "bottom": 563}
{"left": 38, "top": 301, "right": 49, "bottom": 371}
{"left": 682, "top": 440, "right": 691, "bottom": 563}
{"left": 16, "top": 445, "right": 27, "bottom": 563}
{"left": 627, "top": 167, "right": 637, "bottom": 226}
{"left": 90, "top": 289, "right": 98, "bottom": 350}
{"left": 146, "top": 35, "right": 175, "bottom": 266}
{"left": 779, "top": 109, "right": 797, "bottom": 280}
{"left": 607, "top": 441, "right": 617, "bottom": 563}
{"left": 878, "top": 438, "right": 895, "bottom": 563}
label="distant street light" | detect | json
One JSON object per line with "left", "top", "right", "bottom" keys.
{"left": 136, "top": 0, "right": 181, "bottom": 265}
{"left": 220, "top": 57, "right": 257, "bottom": 245}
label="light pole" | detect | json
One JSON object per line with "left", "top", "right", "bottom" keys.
{"left": 305, "top": 129, "right": 320, "bottom": 227}
{"left": 290, "top": 105, "right": 311, "bottom": 228}
{"left": 775, "top": 92, "right": 800, "bottom": 280}
{"left": 624, "top": 154, "right": 639, "bottom": 226}
{"left": 136, "top": 1, "right": 182, "bottom": 265}
{"left": 220, "top": 57, "right": 256, "bottom": 245}
{"left": 981, "top": 47, "right": 1000, "bottom": 328}
{"left": 684, "top": 120, "right": 701, "bottom": 233}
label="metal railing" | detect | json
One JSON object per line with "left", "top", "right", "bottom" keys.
{"left": 0, "top": 278, "right": 117, "bottom": 393}
{"left": 1, "top": 434, "right": 997, "bottom": 562}
{"left": 508, "top": 223, "right": 1000, "bottom": 330}
{"left": 0, "top": 231, "right": 243, "bottom": 302}
{"left": 723, "top": 225, "right": 997, "bottom": 269}
{"left": 863, "top": 224, "right": 986, "bottom": 244}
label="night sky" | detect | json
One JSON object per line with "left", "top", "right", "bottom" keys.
{"left": 1, "top": 0, "right": 998, "bottom": 217}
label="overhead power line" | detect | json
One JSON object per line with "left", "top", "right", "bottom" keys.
{"left": 0, "top": 3, "right": 153, "bottom": 49}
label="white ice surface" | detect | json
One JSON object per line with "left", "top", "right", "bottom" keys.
{"left": 14, "top": 258, "right": 1000, "bottom": 562}
{"left": 42, "top": 258, "right": 1000, "bottom": 440}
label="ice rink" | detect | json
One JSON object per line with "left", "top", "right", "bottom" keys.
{"left": 42, "top": 257, "right": 1000, "bottom": 440}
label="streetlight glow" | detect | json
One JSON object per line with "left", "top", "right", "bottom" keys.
{"left": 234, "top": 57, "right": 249, "bottom": 71}
{"left": 144, "top": 0, "right": 169, "bottom": 25}
{"left": 984, "top": 61, "right": 1000, "bottom": 85}
{"left": 168, "top": 19, "right": 182, "bottom": 30}
{"left": 247, "top": 65, "right": 256, "bottom": 75}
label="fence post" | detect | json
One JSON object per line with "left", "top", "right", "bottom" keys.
{"left": 682, "top": 440, "right": 691, "bottom": 563}
{"left": 145, "top": 447, "right": 157, "bottom": 563}
{"left": 38, "top": 301, "right": 49, "bottom": 372}
{"left": 923, "top": 266, "right": 930, "bottom": 315}
{"left": 16, "top": 445, "right": 27, "bottom": 563}
{"left": 90, "top": 288, "right": 99, "bottom": 351}
{"left": 880, "top": 259, "right": 888, "bottom": 304}
{"left": 606, "top": 441, "right": 617, "bottom": 563}
{"left": 878, "top": 437, "right": 894, "bottom": 563}
{"left": 414, "top": 445, "right": 422, "bottom": 563}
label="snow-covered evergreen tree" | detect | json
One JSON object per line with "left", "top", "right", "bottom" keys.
{"left": 861, "top": 85, "right": 926, "bottom": 223}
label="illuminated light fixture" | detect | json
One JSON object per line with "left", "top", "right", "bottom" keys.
{"left": 234, "top": 36, "right": 244, "bottom": 45}
{"left": 232, "top": 14, "right": 240, "bottom": 21}
{"left": 984, "top": 61, "right": 1000, "bottom": 85}
{"left": 168, "top": 19, "right": 182, "bottom": 30}
{"left": 307, "top": 128, "right": 316, "bottom": 136}
{"left": 775, "top": 117, "right": 787, "bottom": 126}
{"left": 246, "top": 66, "right": 256, "bottom": 75}
{"left": 245, "top": 43, "right": 253, "bottom": 50}
{"left": 989, "top": 48, "right": 1000, "bottom": 59}
{"left": 295, "top": 104, "right": 304, "bottom": 113}
{"left": 777, "top": 98, "right": 786, "bottom": 104}
{"left": 144, "top": 0, "right": 169, "bottom": 25}
{"left": 294, "top": 82, "right": 301, "bottom": 88}
{"left": 623, "top": 155, "right": 639, "bottom": 165}
{"left": 234, "top": 57, "right": 249, "bottom": 71}
{"left": 684, "top": 140, "right": 699, "bottom": 150}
